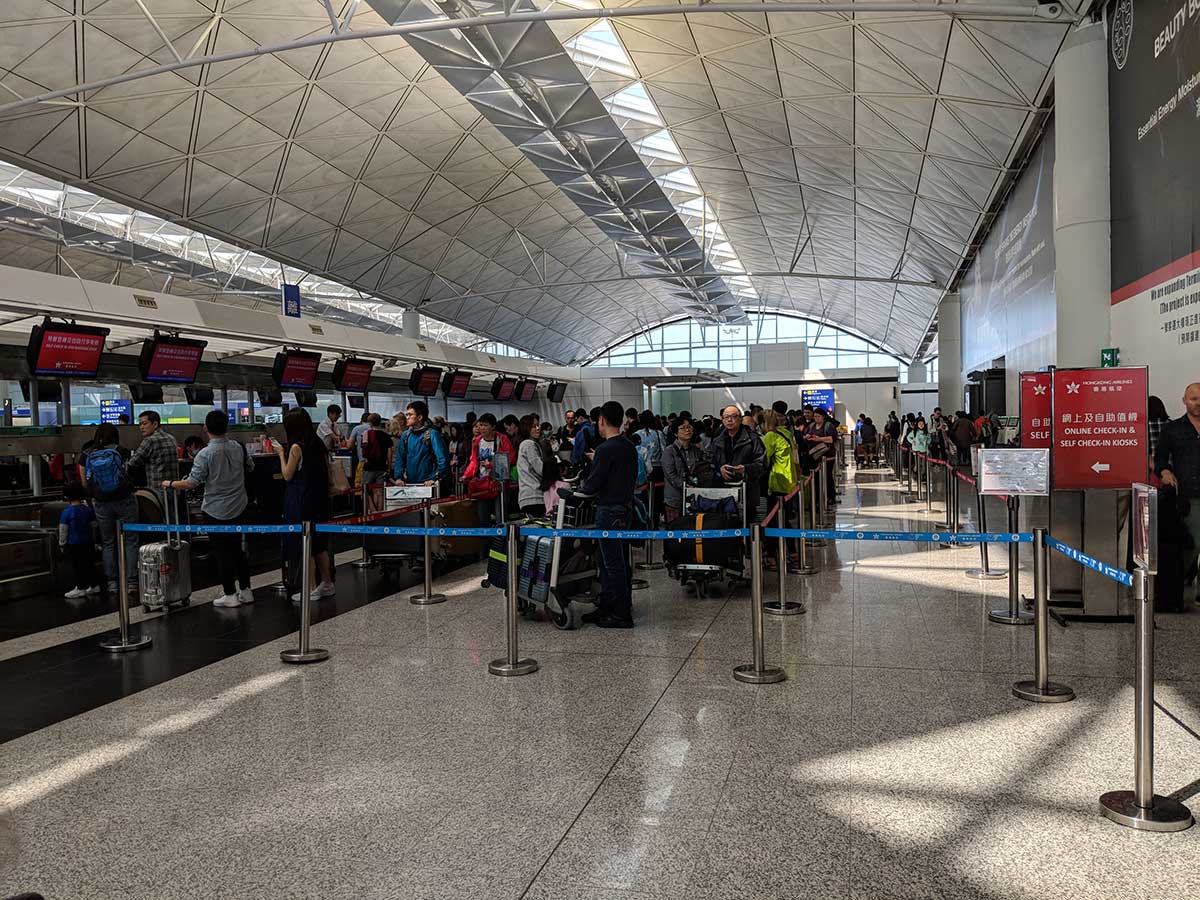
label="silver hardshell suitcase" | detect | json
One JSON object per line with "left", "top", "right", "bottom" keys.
{"left": 138, "top": 490, "right": 191, "bottom": 612}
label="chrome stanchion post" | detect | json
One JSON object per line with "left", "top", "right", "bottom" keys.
{"left": 489, "top": 523, "right": 538, "bottom": 676}
{"left": 353, "top": 484, "right": 372, "bottom": 568}
{"left": 733, "top": 524, "right": 786, "bottom": 684}
{"left": 807, "top": 476, "right": 826, "bottom": 547}
{"left": 988, "top": 497, "right": 1032, "bottom": 623}
{"left": 966, "top": 489, "right": 1006, "bottom": 580}
{"left": 765, "top": 502, "right": 805, "bottom": 616}
{"left": 100, "top": 521, "right": 152, "bottom": 653}
{"left": 281, "top": 521, "right": 330, "bottom": 664}
{"left": 636, "top": 484, "right": 665, "bottom": 571}
{"left": 1013, "top": 528, "right": 1074, "bottom": 702}
{"left": 925, "top": 456, "right": 933, "bottom": 513}
{"left": 793, "top": 487, "right": 817, "bottom": 576}
{"left": 410, "top": 501, "right": 447, "bottom": 605}
{"left": 1100, "top": 568, "right": 1194, "bottom": 831}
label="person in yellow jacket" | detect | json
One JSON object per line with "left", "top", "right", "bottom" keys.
{"left": 762, "top": 409, "right": 800, "bottom": 571}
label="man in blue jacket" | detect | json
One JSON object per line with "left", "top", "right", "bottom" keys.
{"left": 393, "top": 400, "right": 449, "bottom": 486}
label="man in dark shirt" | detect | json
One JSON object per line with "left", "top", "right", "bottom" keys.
{"left": 578, "top": 400, "right": 637, "bottom": 628}
{"left": 1155, "top": 383, "right": 1200, "bottom": 581}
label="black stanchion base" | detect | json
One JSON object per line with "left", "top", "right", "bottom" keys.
{"left": 732, "top": 664, "right": 786, "bottom": 684}
{"left": 631, "top": 578, "right": 649, "bottom": 591}
{"left": 764, "top": 601, "right": 806, "bottom": 616}
{"left": 1099, "top": 791, "right": 1194, "bottom": 832}
{"left": 635, "top": 561, "right": 666, "bottom": 571}
{"left": 280, "top": 648, "right": 330, "bottom": 664}
{"left": 1012, "top": 680, "right": 1075, "bottom": 703}
{"left": 488, "top": 658, "right": 539, "bottom": 677}
{"left": 988, "top": 608, "right": 1034, "bottom": 625}
{"left": 100, "top": 632, "right": 152, "bottom": 653}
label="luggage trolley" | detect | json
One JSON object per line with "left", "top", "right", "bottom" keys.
{"left": 483, "top": 480, "right": 599, "bottom": 630}
{"left": 666, "top": 483, "right": 747, "bottom": 598}
{"left": 369, "top": 484, "right": 438, "bottom": 586}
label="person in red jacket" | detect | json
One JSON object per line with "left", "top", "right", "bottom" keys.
{"left": 462, "top": 412, "right": 514, "bottom": 527}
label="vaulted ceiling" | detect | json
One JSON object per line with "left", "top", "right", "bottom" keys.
{"left": 0, "top": 1, "right": 1076, "bottom": 363}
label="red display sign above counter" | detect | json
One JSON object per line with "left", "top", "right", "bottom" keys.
{"left": 1051, "top": 367, "right": 1147, "bottom": 490}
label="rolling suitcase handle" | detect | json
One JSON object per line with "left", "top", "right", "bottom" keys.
{"left": 164, "top": 485, "right": 183, "bottom": 549}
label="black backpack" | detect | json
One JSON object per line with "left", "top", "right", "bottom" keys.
{"left": 537, "top": 439, "right": 561, "bottom": 491}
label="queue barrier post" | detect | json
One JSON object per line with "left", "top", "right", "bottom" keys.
{"left": 807, "top": 475, "right": 826, "bottom": 548}
{"left": 352, "top": 484, "right": 373, "bottom": 569}
{"left": 924, "top": 455, "right": 933, "bottom": 514}
{"left": 410, "top": 501, "right": 447, "bottom": 605}
{"left": 988, "top": 496, "right": 1032, "bottom": 625}
{"left": 765, "top": 498, "right": 806, "bottom": 616}
{"left": 792, "top": 482, "right": 817, "bottom": 576}
{"left": 281, "top": 521, "right": 330, "bottom": 664}
{"left": 99, "top": 520, "right": 152, "bottom": 653}
{"left": 1100, "top": 568, "right": 1194, "bottom": 832}
{"left": 636, "top": 483, "right": 665, "bottom": 572}
{"left": 1013, "top": 528, "right": 1074, "bottom": 702}
{"left": 941, "top": 459, "right": 954, "bottom": 530}
{"left": 733, "top": 524, "right": 786, "bottom": 684}
{"left": 966, "top": 485, "right": 1006, "bottom": 580}
{"left": 489, "top": 523, "right": 539, "bottom": 677}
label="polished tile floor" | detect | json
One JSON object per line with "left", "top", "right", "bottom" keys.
{"left": 1, "top": 468, "right": 1199, "bottom": 899}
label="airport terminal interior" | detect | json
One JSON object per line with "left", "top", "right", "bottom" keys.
{"left": 1, "top": 1, "right": 1199, "bottom": 898}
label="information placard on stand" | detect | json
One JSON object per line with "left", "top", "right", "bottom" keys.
{"left": 1132, "top": 483, "right": 1157, "bottom": 574}
{"left": 978, "top": 449, "right": 1050, "bottom": 496}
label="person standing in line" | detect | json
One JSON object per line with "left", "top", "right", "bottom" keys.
{"left": 661, "top": 418, "right": 700, "bottom": 523}
{"left": 128, "top": 410, "right": 180, "bottom": 517}
{"left": 393, "top": 400, "right": 449, "bottom": 486}
{"left": 84, "top": 423, "right": 139, "bottom": 597}
{"left": 349, "top": 411, "right": 371, "bottom": 470}
{"left": 515, "top": 414, "right": 552, "bottom": 517}
{"left": 360, "top": 413, "right": 394, "bottom": 512}
{"left": 576, "top": 401, "right": 638, "bottom": 629}
{"left": 277, "top": 409, "right": 335, "bottom": 603}
{"left": 711, "top": 405, "right": 768, "bottom": 519}
{"left": 762, "top": 409, "right": 799, "bottom": 571}
{"left": 164, "top": 410, "right": 254, "bottom": 608}
{"left": 59, "top": 481, "right": 100, "bottom": 598}
{"left": 463, "top": 412, "right": 514, "bottom": 527}
{"left": 1148, "top": 395, "right": 1170, "bottom": 472}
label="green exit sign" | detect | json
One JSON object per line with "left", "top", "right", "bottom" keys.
{"left": 1101, "top": 347, "right": 1120, "bottom": 367}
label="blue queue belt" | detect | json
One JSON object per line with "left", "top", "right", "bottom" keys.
{"left": 122, "top": 523, "right": 302, "bottom": 534}
{"left": 764, "top": 528, "right": 1032, "bottom": 544}
{"left": 1045, "top": 534, "right": 1134, "bottom": 587}
{"left": 521, "top": 527, "right": 747, "bottom": 540}
{"left": 316, "top": 524, "right": 505, "bottom": 537}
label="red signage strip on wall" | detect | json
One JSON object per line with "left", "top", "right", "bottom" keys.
{"left": 1051, "top": 367, "right": 1147, "bottom": 490}
{"left": 1019, "top": 372, "right": 1052, "bottom": 449}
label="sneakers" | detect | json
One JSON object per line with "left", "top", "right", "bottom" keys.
{"left": 107, "top": 581, "right": 119, "bottom": 594}
{"left": 238, "top": 588, "right": 255, "bottom": 605}
{"left": 64, "top": 587, "right": 88, "bottom": 599}
{"left": 594, "top": 613, "right": 634, "bottom": 629}
{"left": 213, "top": 593, "right": 242, "bottom": 608}
{"left": 86, "top": 584, "right": 102, "bottom": 595}
{"left": 315, "top": 581, "right": 336, "bottom": 598}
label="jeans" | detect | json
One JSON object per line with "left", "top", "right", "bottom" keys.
{"left": 595, "top": 503, "right": 632, "bottom": 620}
{"left": 94, "top": 494, "right": 139, "bottom": 583}
{"left": 475, "top": 497, "right": 500, "bottom": 527}
{"left": 205, "top": 511, "right": 251, "bottom": 596}
{"left": 65, "top": 543, "right": 97, "bottom": 590}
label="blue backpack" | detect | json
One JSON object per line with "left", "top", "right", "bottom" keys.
{"left": 86, "top": 448, "right": 132, "bottom": 501}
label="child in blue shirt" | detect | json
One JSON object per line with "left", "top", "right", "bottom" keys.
{"left": 59, "top": 482, "right": 100, "bottom": 599}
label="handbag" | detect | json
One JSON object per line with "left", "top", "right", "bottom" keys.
{"left": 327, "top": 455, "right": 351, "bottom": 496}
{"left": 467, "top": 476, "right": 500, "bottom": 500}
{"left": 808, "top": 442, "right": 829, "bottom": 461}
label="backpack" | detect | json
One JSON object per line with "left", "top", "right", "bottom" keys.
{"left": 86, "top": 447, "right": 132, "bottom": 501}
{"left": 363, "top": 428, "right": 387, "bottom": 469}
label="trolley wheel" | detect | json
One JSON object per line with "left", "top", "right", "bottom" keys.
{"left": 141, "top": 603, "right": 153, "bottom": 613}
{"left": 517, "top": 597, "right": 532, "bottom": 615}
{"left": 550, "top": 602, "right": 578, "bottom": 630}
{"left": 180, "top": 596, "right": 190, "bottom": 607}
{"left": 481, "top": 578, "right": 490, "bottom": 589}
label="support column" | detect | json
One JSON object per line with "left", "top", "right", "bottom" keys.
{"left": 937, "top": 293, "right": 961, "bottom": 413}
{"left": 402, "top": 309, "right": 422, "bottom": 339}
{"left": 1054, "top": 22, "right": 1111, "bottom": 366}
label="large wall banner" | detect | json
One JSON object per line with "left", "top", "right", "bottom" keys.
{"left": 1109, "top": 0, "right": 1200, "bottom": 399}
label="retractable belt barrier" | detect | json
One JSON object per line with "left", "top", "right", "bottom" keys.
{"left": 122, "top": 523, "right": 302, "bottom": 535}
{"left": 763, "top": 528, "right": 1030, "bottom": 544}
{"left": 521, "top": 526, "right": 747, "bottom": 540}
{"left": 1044, "top": 535, "right": 1134, "bottom": 587}
{"left": 316, "top": 524, "right": 504, "bottom": 537}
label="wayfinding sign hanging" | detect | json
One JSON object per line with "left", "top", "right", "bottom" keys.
{"left": 1019, "top": 371, "right": 1051, "bottom": 449}
{"left": 1051, "top": 367, "right": 1147, "bottom": 490}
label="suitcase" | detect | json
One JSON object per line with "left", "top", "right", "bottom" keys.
{"left": 663, "top": 512, "right": 743, "bottom": 570}
{"left": 138, "top": 492, "right": 191, "bottom": 612}
{"left": 518, "top": 534, "right": 554, "bottom": 604}
{"left": 437, "top": 499, "right": 481, "bottom": 559}
{"left": 485, "top": 533, "right": 509, "bottom": 588}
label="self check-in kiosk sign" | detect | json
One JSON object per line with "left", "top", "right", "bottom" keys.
{"left": 1019, "top": 372, "right": 1052, "bottom": 449}
{"left": 1051, "top": 367, "right": 1147, "bottom": 490}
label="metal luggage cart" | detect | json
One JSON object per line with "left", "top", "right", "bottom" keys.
{"left": 670, "top": 483, "right": 747, "bottom": 598}
{"left": 369, "top": 484, "right": 437, "bottom": 583}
